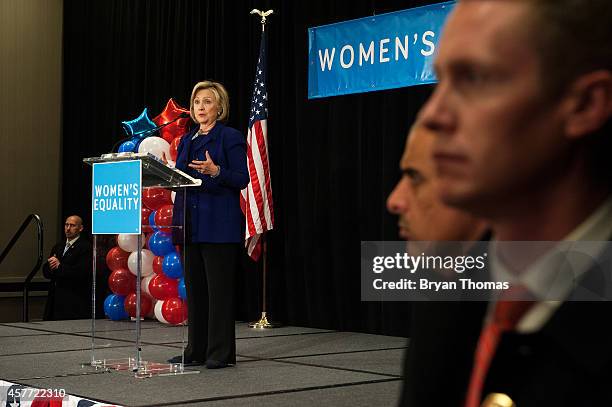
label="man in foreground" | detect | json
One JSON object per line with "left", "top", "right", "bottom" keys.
{"left": 417, "top": 0, "right": 612, "bottom": 405}
{"left": 387, "top": 123, "right": 488, "bottom": 406}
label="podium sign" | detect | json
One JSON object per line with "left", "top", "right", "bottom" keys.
{"left": 92, "top": 160, "right": 142, "bottom": 234}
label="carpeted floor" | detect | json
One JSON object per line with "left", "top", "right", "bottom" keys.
{"left": 0, "top": 320, "right": 407, "bottom": 406}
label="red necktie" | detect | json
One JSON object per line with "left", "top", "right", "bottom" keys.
{"left": 464, "top": 297, "right": 535, "bottom": 407}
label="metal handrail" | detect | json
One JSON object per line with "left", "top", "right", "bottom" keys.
{"left": 0, "top": 214, "right": 44, "bottom": 322}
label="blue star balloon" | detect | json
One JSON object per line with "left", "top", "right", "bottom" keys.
{"left": 121, "top": 108, "right": 157, "bottom": 139}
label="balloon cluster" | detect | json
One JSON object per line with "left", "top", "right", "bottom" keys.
{"left": 103, "top": 192, "right": 188, "bottom": 325}
{"left": 117, "top": 99, "right": 190, "bottom": 167}
{"left": 104, "top": 99, "right": 190, "bottom": 325}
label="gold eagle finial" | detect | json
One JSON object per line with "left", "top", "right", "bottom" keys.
{"left": 250, "top": 9, "right": 274, "bottom": 25}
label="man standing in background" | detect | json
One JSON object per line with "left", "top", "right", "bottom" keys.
{"left": 43, "top": 215, "right": 92, "bottom": 320}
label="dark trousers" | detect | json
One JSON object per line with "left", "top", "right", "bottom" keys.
{"left": 184, "top": 242, "right": 237, "bottom": 364}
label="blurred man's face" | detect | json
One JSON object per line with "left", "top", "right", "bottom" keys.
{"left": 419, "top": 1, "right": 571, "bottom": 217}
{"left": 64, "top": 216, "right": 83, "bottom": 240}
{"left": 387, "top": 126, "right": 484, "bottom": 241}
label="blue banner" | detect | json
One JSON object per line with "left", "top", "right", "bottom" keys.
{"left": 308, "top": 1, "right": 455, "bottom": 98}
{"left": 92, "top": 160, "right": 142, "bottom": 234}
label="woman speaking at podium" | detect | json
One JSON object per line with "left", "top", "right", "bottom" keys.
{"left": 170, "top": 80, "right": 249, "bottom": 368}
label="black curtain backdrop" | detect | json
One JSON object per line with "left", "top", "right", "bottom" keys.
{"left": 62, "top": 0, "right": 437, "bottom": 336}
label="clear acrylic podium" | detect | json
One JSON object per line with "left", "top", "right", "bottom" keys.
{"left": 83, "top": 152, "right": 201, "bottom": 378}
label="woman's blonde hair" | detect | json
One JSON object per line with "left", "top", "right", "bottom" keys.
{"left": 189, "top": 80, "right": 230, "bottom": 123}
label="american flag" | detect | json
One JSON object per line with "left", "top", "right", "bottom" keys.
{"left": 240, "top": 31, "right": 274, "bottom": 261}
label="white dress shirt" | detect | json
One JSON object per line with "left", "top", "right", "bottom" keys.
{"left": 63, "top": 235, "right": 80, "bottom": 255}
{"left": 488, "top": 195, "right": 612, "bottom": 333}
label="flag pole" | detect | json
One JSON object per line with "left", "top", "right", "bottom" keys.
{"left": 249, "top": 234, "right": 280, "bottom": 329}
{"left": 248, "top": 8, "right": 280, "bottom": 329}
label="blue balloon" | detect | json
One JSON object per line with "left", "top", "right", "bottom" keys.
{"left": 132, "top": 137, "right": 143, "bottom": 151}
{"left": 148, "top": 211, "right": 159, "bottom": 232}
{"left": 178, "top": 277, "right": 187, "bottom": 300}
{"left": 104, "top": 294, "right": 128, "bottom": 321}
{"left": 103, "top": 294, "right": 114, "bottom": 313}
{"left": 118, "top": 139, "right": 136, "bottom": 153}
{"left": 149, "top": 230, "right": 174, "bottom": 256}
{"left": 122, "top": 108, "right": 157, "bottom": 139}
{"left": 163, "top": 252, "right": 183, "bottom": 279}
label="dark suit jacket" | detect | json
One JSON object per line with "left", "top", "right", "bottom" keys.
{"left": 42, "top": 236, "right": 92, "bottom": 320}
{"left": 400, "top": 301, "right": 487, "bottom": 406}
{"left": 400, "top": 244, "right": 612, "bottom": 406}
{"left": 173, "top": 123, "right": 249, "bottom": 243}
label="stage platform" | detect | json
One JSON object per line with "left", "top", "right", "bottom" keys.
{"left": 0, "top": 320, "right": 407, "bottom": 406}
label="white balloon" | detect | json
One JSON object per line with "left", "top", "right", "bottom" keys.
{"left": 171, "top": 191, "right": 176, "bottom": 203}
{"left": 138, "top": 136, "right": 170, "bottom": 161}
{"left": 117, "top": 234, "right": 145, "bottom": 253}
{"left": 141, "top": 275, "right": 154, "bottom": 297}
{"left": 154, "top": 300, "right": 168, "bottom": 324}
{"left": 127, "top": 249, "right": 155, "bottom": 277}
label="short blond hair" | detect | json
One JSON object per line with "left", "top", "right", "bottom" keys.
{"left": 189, "top": 80, "right": 230, "bottom": 123}
{"left": 521, "top": 0, "right": 612, "bottom": 94}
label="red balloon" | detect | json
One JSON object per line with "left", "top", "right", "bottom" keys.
{"left": 169, "top": 136, "right": 182, "bottom": 161}
{"left": 124, "top": 292, "right": 153, "bottom": 318}
{"left": 152, "top": 256, "right": 164, "bottom": 275}
{"left": 142, "top": 207, "right": 153, "bottom": 233}
{"left": 143, "top": 188, "right": 173, "bottom": 211}
{"left": 154, "top": 204, "right": 174, "bottom": 233}
{"left": 149, "top": 274, "right": 178, "bottom": 300}
{"left": 108, "top": 268, "right": 136, "bottom": 296}
{"left": 106, "top": 246, "right": 130, "bottom": 272}
{"left": 153, "top": 99, "right": 191, "bottom": 144}
{"left": 161, "top": 297, "right": 187, "bottom": 325}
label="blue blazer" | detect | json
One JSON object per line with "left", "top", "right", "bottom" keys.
{"left": 173, "top": 123, "right": 249, "bottom": 243}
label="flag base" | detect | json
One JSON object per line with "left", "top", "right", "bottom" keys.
{"left": 249, "top": 312, "right": 282, "bottom": 329}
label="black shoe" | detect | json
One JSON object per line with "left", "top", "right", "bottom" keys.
{"left": 205, "top": 360, "right": 232, "bottom": 369}
{"left": 167, "top": 355, "right": 203, "bottom": 366}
